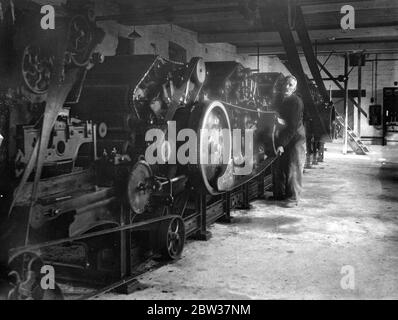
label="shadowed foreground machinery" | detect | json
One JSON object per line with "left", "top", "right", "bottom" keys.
{"left": 0, "top": 10, "right": 277, "bottom": 298}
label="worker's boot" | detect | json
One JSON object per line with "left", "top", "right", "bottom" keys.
{"left": 304, "top": 153, "right": 312, "bottom": 169}
{"left": 268, "top": 195, "right": 286, "bottom": 201}
{"left": 282, "top": 199, "right": 298, "bottom": 208}
{"left": 317, "top": 144, "right": 325, "bottom": 162}
{"left": 312, "top": 151, "right": 318, "bottom": 166}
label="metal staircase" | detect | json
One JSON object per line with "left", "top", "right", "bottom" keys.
{"left": 335, "top": 112, "right": 370, "bottom": 155}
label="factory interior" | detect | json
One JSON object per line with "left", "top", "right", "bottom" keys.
{"left": 0, "top": 0, "right": 397, "bottom": 301}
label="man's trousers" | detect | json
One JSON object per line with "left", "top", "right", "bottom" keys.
{"left": 272, "top": 138, "right": 306, "bottom": 202}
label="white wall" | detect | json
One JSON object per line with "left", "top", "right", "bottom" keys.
{"left": 90, "top": 0, "right": 245, "bottom": 62}
{"left": 97, "top": 22, "right": 246, "bottom": 63}
{"left": 129, "top": 25, "right": 244, "bottom": 63}
{"left": 243, "top": 55, "right": 289, "bottom": 74}
{"left": 243, "top": 52, "right": 398, "bottom": 143}
{"left": 311, "top": 53, "right": 398, "bottom": 141}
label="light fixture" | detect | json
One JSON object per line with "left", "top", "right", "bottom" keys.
{"left": 128, "top": 26, "right": 141, "bottom": 39}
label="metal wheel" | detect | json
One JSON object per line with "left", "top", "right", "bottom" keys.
{"left": 158, "top": 216, "right": 185, "bottom": 260}
{"left": 21, "top": 45, "right": 53, "bottom": 94}
{"left": 190, "top": 101, "right": 232, "bottom": 194}
{"left": 127, "top": 161, "right": 153, "bottom": 215}
{"left": 192, "top": 57, "right": 206, "bottom": 85}
{"left": 68, "top": 15, "right": 93, "bottom": 66}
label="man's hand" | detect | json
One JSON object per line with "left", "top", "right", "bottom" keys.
{"left": 276, "top": 146, "right": 284, "bottom": 156}
{"left": 277, "top": 117, "right": 286, "bottom": 126}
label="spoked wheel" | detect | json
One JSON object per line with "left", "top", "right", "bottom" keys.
{"left": 127, "top": 161, "right": 154, "bottom": 216}
{"left": 189, "top": 101, "right": 232, "bottom": 194}
{"left": 68, "top": 15, "right": 93, "bottom": 67}
{"left": 21, "top": 44, "right": 53, "bottom": 97}
{"left": 7, "top": 252, "right": 63, "bottom": 300}
{"left": 157, "top": 216, "right": 185, "bottom": 261}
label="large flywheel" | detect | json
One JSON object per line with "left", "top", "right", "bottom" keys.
{"left": 189, "top": 101, "right": 232, "bottom": 194}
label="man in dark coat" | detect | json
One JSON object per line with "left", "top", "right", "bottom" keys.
{"left": 272, "top": 75, "right": 306, "bottom": 207}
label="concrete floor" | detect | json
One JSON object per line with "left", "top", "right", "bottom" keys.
{"left": 103, "top": 142, "right": 398, "bottom": 300}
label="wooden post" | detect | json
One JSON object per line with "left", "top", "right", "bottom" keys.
{"left": 357, "top": 63, "right": 362, "bottom": 136}
{"left": 243, "top": 183, "right": 250, "bottom": 209}
{"left": 257, "top": 45, "right": 260, "bottom": 72}
{"left": 258, "top": 173, "right": 265, "bottom": 199}
{"left": 218, "top": 192, "right": 232, "bottom": 224}
{"left": 192, "top": 193, "right": 211, "bottom": 240}
{"left": 343, "top": 53, "right": 349, "bottom": 155}
{"left": 116, "top": 203, "right": 132, "bottom": 294}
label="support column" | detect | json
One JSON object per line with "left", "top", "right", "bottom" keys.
{"left": 218, "top": 192, "right": 233, "bottom": 224}
{"left": 343, "top": 53, "right": 349, "bottom": 155}
{"left": 317, "top": 60, "right": 367, "bottom": 117}
{"left": 192, "top": 193, "right": 211, "bottom": 241}
{"left": 260, "top": 3, "right": 320, "bottom": 133}
{"left": 116, "top": 202, "right": 132, "bottom": 294}
{"left": 295, "top": 6, "right": 330, "bottom": 104}
{"left": 357, "top": 63, "right": 362, "bottom": 136}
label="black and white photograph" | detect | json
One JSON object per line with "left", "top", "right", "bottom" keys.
{"left": 0, "top": 0, "right": 397, "bottom": 305}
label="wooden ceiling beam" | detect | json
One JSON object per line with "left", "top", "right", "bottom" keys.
{"left": 303, "top": 7, "right": 398, "bottom": 29}
{"left": 237, "top": 41, "right": 398, "bottom": 55}
{"left": 116, "top": 0, "right": 241, "bottom": 8}
{"left": 301, "top": 0, "right": 398, "bottom": 14}
{"left": 199, "top": 26, "right": 398, "bottom": 44}
{"left": 97, "top": 7, "right": 245, "bottom": 25}
{"left": 298, "top": 0, "right": 369, "bottom": 6}
{"left": 114, "top": 0, "right": 256, "bottom": 13}
{"left": 199, "top": 31, "right": 281, "bottom": 44}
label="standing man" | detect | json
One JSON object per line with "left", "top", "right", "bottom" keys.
{"left": 271, "top": 75, "right": 306, "bottom": 207}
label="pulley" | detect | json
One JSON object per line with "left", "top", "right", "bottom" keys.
{"left": 127, "top": 161, "right": 154, "bottom": 214}
{"left": 157, "top": 216, "right": 185, "bottom": 260}
{"left": 192, "top": 57, "right": 206, "bottom": 85}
